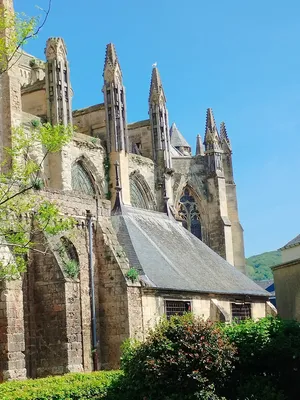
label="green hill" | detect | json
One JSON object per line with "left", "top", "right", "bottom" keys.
{"left": 246, "top": 250, "right": 282, "bottom": 281}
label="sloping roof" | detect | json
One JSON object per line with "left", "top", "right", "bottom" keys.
{"left": 170, "top": 123, "right": 191, "bottom": 149}
{"left": 111, "top": 207, "right": 269, "bottom": 297}
{"left": 170, "top": 145, "right": 184, "bottom": 157}
{"left": 281, "top": 234, "right": 300, "bottom": 250}
{"left": 255, "top": 280, "right": 275, "bottom": 297}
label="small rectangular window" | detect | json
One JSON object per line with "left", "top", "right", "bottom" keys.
{"left": 231, "top": 303, "right": 251, "bottom": 322}
{"left": 165, "top": 300, "right": 191, "bottom": 319}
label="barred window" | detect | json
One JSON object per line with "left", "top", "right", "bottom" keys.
{"left": 231, "top": 303, "right": 251, "bottom": 322}
{"left": 165, "top": 300, "right": 191, "bottom": 319}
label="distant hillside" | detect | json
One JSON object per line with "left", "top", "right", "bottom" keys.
{"left": 246, "top": 250, "right": 282, "bottom": 280}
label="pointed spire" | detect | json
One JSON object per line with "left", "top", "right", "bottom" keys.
{"left": 220, "top": 121, "right": 229, "bottom": 142}
{"left": 104, "top": 43, "right": 118, "bottom": 69}
{"left": 204, "top": 108, "right": 220, "bottom": 146}
{"left": 220, "top": 122, "right": 231, "bottom": 152}
{"left": 103, "top": 43, "right": 122, "bottom": 82}
{"left": 196, "top": 134, "right": 204, "bottom": 156}
{"left": 149, "top": 66, "right": 166, "bottom": 103}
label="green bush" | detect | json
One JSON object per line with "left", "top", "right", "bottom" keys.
{"left": 222, "top": 317, "right": 300, "bottom": 399}
{"left": 0, "top": 370, "right": 123, "bottom": 400}
{"left": 119, "top": 314, "right": 236, "bottom": 400}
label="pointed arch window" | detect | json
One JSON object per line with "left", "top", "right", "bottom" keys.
{"left": 178, "top": 187, "right": 202, "bottom": 240}
{"left": 130, "top": 179, "right": 148, "bottom": 209}
{"left": 129, "top": 172, "right": 156, "bottom": 210}
{"left": 71, "top": 161, "right": 95, "bottom": 196}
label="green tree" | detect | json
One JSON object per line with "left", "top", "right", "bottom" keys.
{"left": 0, "top": 1, "right": 75, "bottom": 280}
{"left": 0, "top": 0, "right": 52, "bottom": 74}
{"left": 0, "top": 122, "right": 75, "bottom": 280}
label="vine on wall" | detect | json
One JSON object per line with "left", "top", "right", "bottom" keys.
{"left": 103, "top": 155, "right": 111, "bottom": 200}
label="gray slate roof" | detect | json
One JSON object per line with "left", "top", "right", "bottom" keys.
{"left": 170, "top": 123, "right": 191, "bottom": 149}
{"left": 111, "top": 207, "right": 269, "bottom": 297}
{"left": 281, "top": 234, "right": 300, "bottom": 250}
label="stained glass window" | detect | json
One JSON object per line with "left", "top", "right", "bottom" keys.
{"left": 71, "top": 162, "right": 95, "bottom": 196}
{"left": 178, "top": 187, "right": 202, "bottom": 240}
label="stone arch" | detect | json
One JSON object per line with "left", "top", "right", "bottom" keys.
{"left": 175, "top": 184, "right": 208, "bottom": 242}
{"left": 60, "top": 236, "right": 79, "bottom": 265}
{"left": 129, "top": 170, "right": 156, "bottom": 210}
{"left": 71, "top": 156, "right": 104, "bottom": 197}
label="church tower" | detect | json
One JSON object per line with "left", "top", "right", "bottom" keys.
{"left": 148, "top": 66, "right": 173, "bottom": 210}
{"left": 103, "top": 43, "right": 130, "bottom": 205}
{"left": 203, "top": 108, "right": 235, "bottom": 267}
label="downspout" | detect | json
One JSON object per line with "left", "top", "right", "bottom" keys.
{"left": 86, "top": 210, "right": 98, "bottom": 370}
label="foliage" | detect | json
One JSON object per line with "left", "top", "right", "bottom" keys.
{"left": 246, "top": 250, "right": 281, "bottom": 280}
{"left": 119, "top": 314, "right": 236, "bottom": 400}
{"left": 0, "top": 370, "right": 123, "bottom": 400}
{"left": 0, "top": 123, "right": 74, "bottom": 280}
{"left": 63, "top": 259, "right": 79, "bottom": 279}
{"left": 0, "top": 2, "right": 51, "bottom": 74}
{"left": 103, "top": 155, "right": 111, "bottom": 200}
{"left": 125, "top": 267, "right": 139, "bottom": 282}
{"left": 221, "top": 317, "right": 300, "bottom": 400}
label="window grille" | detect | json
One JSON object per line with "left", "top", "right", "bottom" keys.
{"left": 231, "top": 303, "right": 251, "bottom": 322}
{"left": 165, "top": 300, "right": 191, "bottom": 319}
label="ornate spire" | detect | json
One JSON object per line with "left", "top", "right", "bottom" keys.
{"left": 196, "top": 134, "right": 204, "bottom": 156}
{"left": 45, "top": 37, "right": 67, "bottom": 61}
{"left": 149, "top": 66, "right": 166, "bottom": 104}
{"left": 204, "top": 108, "right": 219, "bottom": 145}
{"left": 103, "top": 43, "right": 122, "bottom": 83}
{"left": 104, "top": 43, "right": 118, "bottom": 71}
{"left": 220, "top": 122, "right": 231, "bottom": 152}
{"left": 45, "top": 37, "right": 72, "bottom": 126}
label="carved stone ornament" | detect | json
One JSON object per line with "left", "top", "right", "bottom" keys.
{"left": 45, "top": 38, "right": 67, "bottom": 60}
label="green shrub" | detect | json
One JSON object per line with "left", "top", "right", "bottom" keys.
{"left": 222, "top": 317, "right": 300, "bottom": 399}
{"left": 119, "top": 314, "right": 236, "bottom": 400}
{"left": 0, "top": 371, "right": 123, "bottom": 400}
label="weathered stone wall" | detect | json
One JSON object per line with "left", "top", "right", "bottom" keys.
{"left": 45, "top": 133, "right": 106, "bottom": 193}
{"left": 25, "top": 231, "right": 82, "bottom": 378}
{"left": 140, "top": 289, "right": 267, "bottom": 333}
{"left": 0, "top": 280, "right": 26, "bottom": 382}
{"left": 72, "top": 104, "right": 106, "bottom": 141}
{"left": 128, "top": 120, "right": 152, "bottom": 159}
{"left": 95, "top": 219, "right": 129, "bottom": 368}
{"left": 21, "top": 85, "right": 47, "bottom": 118}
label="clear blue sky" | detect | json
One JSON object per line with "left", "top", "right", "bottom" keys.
{"left": 15, "top": 0, "right": 300, "bottom": 257}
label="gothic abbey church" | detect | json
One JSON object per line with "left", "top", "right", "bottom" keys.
{"left": 0, "top": 0, "right": 273, "bottom": 381}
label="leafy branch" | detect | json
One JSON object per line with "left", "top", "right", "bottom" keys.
{"left": 0, "top": 0, "right": 52, "bottom": 74}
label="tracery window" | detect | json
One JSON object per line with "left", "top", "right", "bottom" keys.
{"left": 130, "top": 178, "right": 148, "bottom": 209}
{"left": 178, "top": 187, "right": 202, "bottom": 240}
{"left": 71, "top": 161, "right": 95, "bottom": 196}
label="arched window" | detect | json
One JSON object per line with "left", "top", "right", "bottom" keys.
{"left": 178, "top": 187, "right": 202, "bottom": 240}
{"left": 71, "top": 161, "right": 95, "bottom": 196}
{"left": 129, "top": 171, "right": 156, "bottom": 210}
{"left": 130, "top": 179, "right": 148, "bottom": 209}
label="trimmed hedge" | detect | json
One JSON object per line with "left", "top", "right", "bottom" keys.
{"left": 0, "top": 370, "right": 123, "bottom": 400}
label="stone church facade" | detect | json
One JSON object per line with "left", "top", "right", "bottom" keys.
{"left": 0, "top": 0, "right": 273, "bottom": 382}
